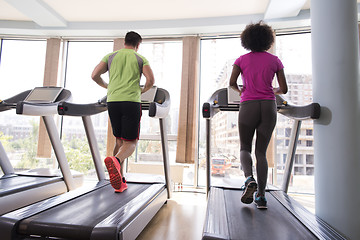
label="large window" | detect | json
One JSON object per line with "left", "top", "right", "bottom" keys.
{"left": 199, "top": 37, "right": 247, "bottom": 186}
{"left": 0, "top": 39, "right": 47, "bottom": 174}
{"left": 138, "top": 41, "right": 182, "bottom": 137}
{"left": 275, "top": 33, "right": 315, "bottom": 203}
{"left": 61, "top": 41, "right": 112, "bottom": 179}
{"left": 130, "top": 41, "right": 182, "bottom": 183}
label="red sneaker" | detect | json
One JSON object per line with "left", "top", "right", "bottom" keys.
{"left": 104, "top": 156, "right": 122, "bottom": 191}
{"left": 115, "top": 177, "right": 128, "bottom": 193}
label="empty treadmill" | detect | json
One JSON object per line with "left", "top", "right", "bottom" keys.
{"left": 0, "top": 87, "right": 83, "bottom": 215}
{"left": 201, "top": 88, "right": 345, "bottom": 240}
{"left": 0, "top": 87, "right": 171, "bottom": 240}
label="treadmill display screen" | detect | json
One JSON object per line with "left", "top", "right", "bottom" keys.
{"left": 24, "top": 87, "right": 63, "bottom": 103}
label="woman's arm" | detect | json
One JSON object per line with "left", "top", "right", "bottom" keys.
{"left": 229, "top": 65, "right": 242, "bottom": 95}
{"left": 273, "top": 69, "right": 288, "bottom": 95}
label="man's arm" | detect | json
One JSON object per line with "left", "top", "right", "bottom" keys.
{"left": 141, "top": 65, "right": 155, "bottom": 93}
{"left": 91, "top": 61, "right": 108, "bottom": 89}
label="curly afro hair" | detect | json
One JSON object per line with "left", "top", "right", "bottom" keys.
{"left": 240, "top": 21, "right": 274, "bottom": 52}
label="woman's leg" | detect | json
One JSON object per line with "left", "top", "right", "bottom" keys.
{"left": 238, "top": 101, "right": 260, "bottom": 177}
{"left": 255, "top": 100, "right": 277, "bottom": 196}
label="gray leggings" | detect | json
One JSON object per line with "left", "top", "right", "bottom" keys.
{"left": 238, "top": 100, "right": 277, "bottom": 196}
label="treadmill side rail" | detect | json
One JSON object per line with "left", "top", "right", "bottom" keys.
{"left": 90, "top": 184, "right": 166, "bottom": 240}
{"left": 271, "top": 191, "right": 347, "bottom": 240}
{"left": 121, "top": 189, "right": 167, "bottom": 240}
{"left": 202, "top": 187, "right": 230, "bottom": 240}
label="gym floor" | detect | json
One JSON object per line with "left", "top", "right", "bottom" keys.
{"left": 136, "top": 188, "right": 207, "bottom": 240}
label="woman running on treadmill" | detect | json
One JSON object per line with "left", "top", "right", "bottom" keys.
{"left": 229, "top": 21, "right": 288, "bottom": 209}
{"left": 92, "top": 31, "right": 155, "bottom": 193}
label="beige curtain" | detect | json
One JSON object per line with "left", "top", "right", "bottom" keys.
{"left": 176, "top": 36, "right": 200, "bottom": 164}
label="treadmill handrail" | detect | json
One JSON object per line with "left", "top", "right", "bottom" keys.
{"left": 0, "top": 90, "right": 32, "bottom": 112}
{"left": 136, "top": 87, "right": 172, "bottom": 115}
{"left": 61, "top": 87, "right": 172, "bottom": 118}
{"left": 58, "top": 99, "right": 107, "bottom": 116}
{"left": 16, "top": 89, "right": 72, "bottom": 116}
{"left": 202, "top": 88, "right": 321, "bottom": 120}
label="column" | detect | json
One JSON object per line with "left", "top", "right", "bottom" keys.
{"left": 37, "top": 38, "right": 61, "bottom": 158}
{"left": 311, "top": 0, "right": 360, "bottom": 239}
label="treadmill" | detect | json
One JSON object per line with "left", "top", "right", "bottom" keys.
{"left": 0, "top": 87, "right": 83, "bottom": 215}
{"left": 201, "top": 88, "right": 345, "bottom": 240}
{"left": 0, "top": 87, "right": 172, "bottom": 240}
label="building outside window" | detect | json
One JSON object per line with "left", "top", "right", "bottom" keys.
{"left": 295, "top": 154, "right": 303, "bottom": 164}
{"left": 306, "top": 129, "right": 313, "bottom": 136}
{"left": 285, "top": 127, "right": 292, "bottom": 137}
{"left": 306, "top": 154, "right": 314, "bottom": 164}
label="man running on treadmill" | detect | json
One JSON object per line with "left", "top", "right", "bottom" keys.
{"left": 91, "top": 31, "right": 155, "bottom": 192}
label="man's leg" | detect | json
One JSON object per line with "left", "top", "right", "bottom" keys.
{"left": 115, "top": 139, "right": 137, "bottom": 176}
{"left": 113, "top": 138, "right": 123, "bottom": 157}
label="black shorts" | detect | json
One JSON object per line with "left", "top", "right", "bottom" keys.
{"left": 107, "top": 101, "right": 142, "bottom": 141}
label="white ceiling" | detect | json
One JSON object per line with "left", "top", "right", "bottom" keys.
{"left": 0, "top": 0, "right": 356, "bottom": 38}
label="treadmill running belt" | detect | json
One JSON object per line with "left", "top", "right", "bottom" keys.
{"left": 18, "top": 182, "right": 163, "bottom": 239}
{"left": 224, "top": 189, "right": 317, "bottom": 239}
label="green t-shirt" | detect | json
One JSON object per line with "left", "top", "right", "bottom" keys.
{"left": 102, "top": 48, "right": 149, "bottom": 102}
